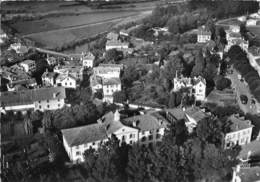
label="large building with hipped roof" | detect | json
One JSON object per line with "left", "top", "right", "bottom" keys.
{"left": 61, "top": 110, "right": 139, "bottom": 163}
{"left": 0, "top": 86, "right": 67, "bottom": 113}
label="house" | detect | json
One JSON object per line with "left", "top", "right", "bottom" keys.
{"left": 122, "top": 112, "right": 169, "bottom": 146}
{"left": 9, "top": 42, "right": 28, "bottom": 55}
{"left": 61, "top": 110, "right": 139, "bottom": 163}
{"left": 119, "top": 29, "right": 129, "bottom": 37}
{"left": 19, "top": 60, "right": 36, "bottom": 73}
{"left": 46, "top": 56, "right": 57, "bottom": 66}
{"left": 54, "top": 65, "right": 84, "bottom": 81}
{"left": 42, "top": 70, "right": 58, "bottom": 87}
{"left": 102, "top": 77, "right": 121, "bottom": 103}
{"left": 224, "top": 114, "right": 254, "bottom": 149}
{"left": 105, "top": 40, "right": 129, "bottom": 51}
{"left": 0, "top": 28, "right": 8, "bottom": 44}
{"left": 173, "top": 75, "right": 207, "bottom": 101}
{"left": 225, "top": 38, "right": 249, "bottom": 52}
{"left": 165, "top": 107, "right": 210, "bottom": 133}
{"left": 197, "top": 26, "right": 211, "bottom": 43}
{"left": 81, "top": 52, "right": 95, "bottom": 68}
{"left": 93, "top": 64, "right": 123, "bottom": 79}
{"left": 107, "top": 32, "right": 119, "bottom": 41}
{"left": 56, "top": 73, "right": 78, "bottom": 89}
{"left": 0, "top": 87, "right": 67, "bottom": 112}
{"left": 246, "top": 19, "right": 258, "bottom": 26}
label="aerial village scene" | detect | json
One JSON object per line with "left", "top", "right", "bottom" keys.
{"left": 1, "top": 0, "right": 260, "bottom": 181}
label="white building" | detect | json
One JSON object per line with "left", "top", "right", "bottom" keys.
{"left": 122, "top": 111, "right": 169, "bottom": 146}
{"left": 197, "top": 26, "right": 211, "bottom": 43}
{"left": 56, "top": 73, "right": 78, "bottom": 89}
{"left": 46, "top": 56, "right": 57, "bottom": 66}
{"left": 61, "top": 110, "right": 139, "bottom": 163}
{"left": 93, "top": 64, "right": 123, "bottom": 79}
{"left": 224, "top": 114, "right": 254, "bottom": 149}
{"left": 225, "top": 25, "right": 249, "bottom": 52}
{"left": 106, "top": 40, "right": 129, "bottom": 51}
{"left": 102, "top": 77, "right": 121, "bottom": 103}
{"left": 9, "top": 42, "right": 29, "bottom": 55}
{"left": 42, "top": 70, "right": 57, "bottom": 87}
{"left": 166, "top": 107, "right": 210, "bottom": 133}
{"left": 81, "top": 52, "right": 95, "bottom": 68}
{"left": 0, "top": 87, "right": 67, "bottom": 112}
{"left": 173, "top": 75, "right": 207, "bottom": 101}
{"left": 20, "top": 60, "right": 36, "bottom": 73}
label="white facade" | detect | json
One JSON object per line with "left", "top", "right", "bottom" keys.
{"left": 81, "top": 52, "right": 95, "bottom": 68}
{"left": 224, "top": 127, "right": 253, "bottom": 149}
{"left": 103, "top": 83, "right": 121, "bottom": 96}
{"left": 93, "top": 66, "right": 121, "bottom": 79}
{"left": 197, "top": 34, "right": 211, "bottom": 43}
{"left": 173, "top": 75, "right": 206, "bottom": 101}
{"left": 138, "top": 128, "right": 165, "bottom": 146}
{"left": 20, "top": 60, "right": 36, "bottom": 73}
{"left": 63, "top": 125, "right": 138, "bottom": 163}
{"left": 105, "top": 43, "right": 129, "bottom": 51}
{"left": 34, "top": 98, "right": 65, "bottom": 111}
{"left": 56, "top": 75, "right": 77, "bottom": 89}
{"left": 193, "top": 80, "right": 206, "bottom": 101}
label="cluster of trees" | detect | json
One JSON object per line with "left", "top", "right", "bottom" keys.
{"left": 228, "top": 45, "right": 260, "bottom": 102}
{"left": 83, "top": 118, "right": 240, "bottom": 182}
{"left": 131, "top": 0, "right": 258, "bottom": 40}
{"left": 214, "top": 75, "right": 232, "bottom": 91}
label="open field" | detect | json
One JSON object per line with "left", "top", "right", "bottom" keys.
{"left": 12, "top": 11, "right": 137, "bottom": 35}
{"left": 27, "top": 21, "right": 117, "bottom": 50}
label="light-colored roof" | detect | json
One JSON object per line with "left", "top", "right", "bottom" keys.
{"left": 0, "top": 87, "right": 66, "bottom": 107}
{"left": 193, "top": 76, "right": 206, "bottom": 85}
{"left": 102, "top": 77, "right": 121, "bottom": 85}
{"left": 198, "top": 27, "right": 211, "bottom": 36}
{"left": 98, "top": 64, "right": 123, "bottom": 69}
{"left": 82, "top": 52, "right": 95, "bottom": 60}
{"left": 56, "top": 73, "right": 77, "bottom": 82}
{"left": 228, "top": 114, "right": 254, "bottom": 132}
{"left": 21, "top": 60, "right": 34, "bottom": 65}
{"left": 62, "top": 124, "right": 107, "bottom": 147}
{"left": 185, "top": 107, "right": 209, "bottom": 122}
{"left": 62, "top": 111, "right": 126, "bottom": 147}
{"left": 122, "top": 112, "right": 169, "bottom": 131}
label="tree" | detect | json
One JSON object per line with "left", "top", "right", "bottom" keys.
{"left": 167, "top": 17, "right": 180, "bottom": 34}
{"left": 105, "top": 49, "right": 123, "bottom": 63}
{"left": 215, "top": 76, "right": 231, "bottom": 90}
{"left": 24, "top": 116, "right": 33, "bottom": 135}
{"left": 163, "top": 56, "right": 184, "bottom": 85}
{"left": 191, "top": 50, "right": 205, "bottom": 77}
{"left": 42, "top": 111, "right": 53, "bottom": 131}
{"left": 113, "top": 91, "right": 127, "bottom": 103}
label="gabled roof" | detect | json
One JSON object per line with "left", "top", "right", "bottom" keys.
{"left": 62, "top": 111, "right": 129, "bottom": 147}
{"left": 21, "top": 60, "right": 34, "bottom": 65}
{"left": 166, "top": 108, "right": 185, "bottom": 121}
{"left": 122, "top": 112, "right": 169, "bottom": 131}
{"left": 62, "top": 124, "right": 107, "bottom": 147}
{"left": 42, "top": 71, "right": 57, "bottom": 79}
{"left": 185, "top": 107, "right": 209, "bottom": 122}
{"left": 198, "top": 27, "right": 211, "bottom": 36}
{"left": 193, "top": 76, "right": 206, "bottom": 85}
{"left": 0, "top": 86, "right": 66, "bottom": 107}
{"left": 56, "top": 73, "right": 77, "bottom": 82}
{"left": 102, "top": 77, "right": 121, "bottom": 85}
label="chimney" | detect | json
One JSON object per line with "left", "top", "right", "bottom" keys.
{"left": 114, "top": 110, "right": 120, "bottom": 122}
{"left": 133, "top": 121, "right": 137, "bottom": 127}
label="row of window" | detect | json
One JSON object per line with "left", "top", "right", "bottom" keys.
{"left": 141, "top": 134, "right": 162, "bottom": 142}
{"left": 227, "top": 130, "right": 251, "bottom": 139}
{"left": 38, "top": 99, "right": 60, "bottom": 104}
{"left": 38, "top": 104, "right": 61, "bottom": 109}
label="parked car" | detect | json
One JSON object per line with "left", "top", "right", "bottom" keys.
{"left": 240, "top": 95, "right": 248, "bottom": 104}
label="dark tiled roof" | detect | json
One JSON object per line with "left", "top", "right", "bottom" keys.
{"left": 239, "top": 140, "right": 260, "bottom": 160}
{"left": 166, "top": 108, "right": 185, "bottom": 121}
{"left": 228, "top": 115, "right": 253, "bottom": 132}
{"left": 0, "top": 87, "right": 66, "bottom": 107}
{"left": 122, "top": 112, "right": 169, "bottom": 131}
{"left": 185, "top": 107, "right": 209, "bottom": 122}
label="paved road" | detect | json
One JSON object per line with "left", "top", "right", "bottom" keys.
{"left": 227, "top": 68, "right": 258, "bottom": 114}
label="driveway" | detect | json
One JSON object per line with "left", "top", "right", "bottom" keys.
{"left": 227, "top": 68, "right": 258, "bottom": 114}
